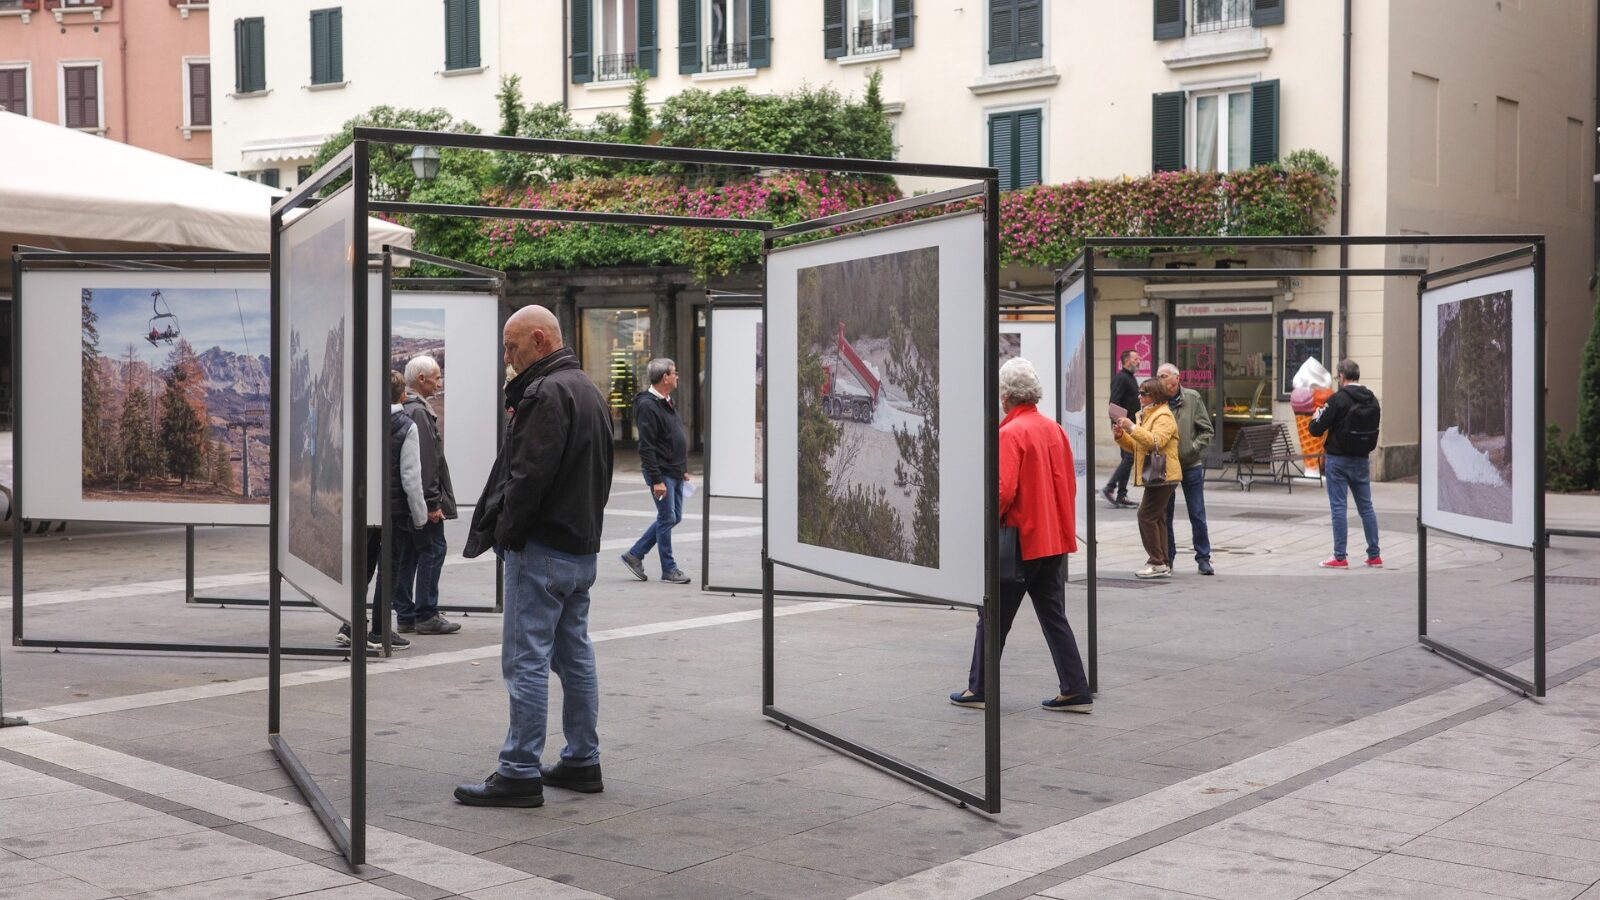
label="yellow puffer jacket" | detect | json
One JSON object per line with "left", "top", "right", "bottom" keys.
{"left": 1113, "top": 403, "right": 1181, "bottom": 486}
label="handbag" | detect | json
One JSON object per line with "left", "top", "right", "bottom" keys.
{"left": 1141, "top": 449, "right": 1168, "bottom": 486}
{"left": 999, "top": 525, "right": 1027, "bottom": 585}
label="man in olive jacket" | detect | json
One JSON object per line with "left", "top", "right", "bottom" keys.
{"left": 1158, "top": 363, "right": 1215, "bottom": 575}
{"left": 456, "top": 305, "right": 614, "bottom": 808}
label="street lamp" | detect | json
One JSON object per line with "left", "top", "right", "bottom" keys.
{"left": 409, "top": 145, "right": 440, "bottom": 181}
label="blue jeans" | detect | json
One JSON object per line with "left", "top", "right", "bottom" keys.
{"left": 1324, "top": 455, "right": 1380, "bottom": 562}
{"left": 1164, "top": 465, "right": 1212, "bottom": 564}
{"left": 396, "top": 519, "right": 445, "bottom": 626}
{"left": 628, "top": 475, "right": 684, "bottom": 575}
{"left": 498, "top": 540, "right": 600, "bottom": 780}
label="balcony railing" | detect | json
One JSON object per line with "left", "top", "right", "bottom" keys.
{"left": 596, "top": 52, "right": 637, "bottom": 82}
{"left": 853, "top": 21, "right": 894, "bottom": 54}
{"left": 1191, "top": 0, "right": 1251, "bottom": 34}
{"left": 706, "top": 41, "right": 749, "bottom": 72}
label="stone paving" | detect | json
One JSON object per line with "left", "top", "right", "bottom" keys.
{"left": 0, "top": 460, "right": 1597, "bottom": 899}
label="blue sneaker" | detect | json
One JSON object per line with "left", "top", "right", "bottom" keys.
{"left": 1041, "top": 693, "right": 1093, "bottom": 713}
{"left": 949, "top": 690, "right": 985, "bottom": 709}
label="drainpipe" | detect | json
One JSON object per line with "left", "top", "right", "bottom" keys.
{"left": 561, "top": 1, "right": 570, "bottom": 112}
{"left": 1590, "top": 0, "right": 1599, "bottom": 289}
{"left": 1337, "top": 0, "right": 1352, "bottom": 362}
{"left": 118, "top": 24, "right": 130, "bottom": 144}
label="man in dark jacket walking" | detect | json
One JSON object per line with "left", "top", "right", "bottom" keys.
{"left": 620, "top": 358, "right": 691, "bottom": 585}
{"left": 1101, "top": 350, "right": 1141, "bottom": 508}
{"left": 455, "top": 305, "right": 614, "bottom": 808}
{"left": 400, "top": 355, "right": 461, "bottom": 636}
{"left": 1307, "top": 359, "right": 1383, "bottom": 569}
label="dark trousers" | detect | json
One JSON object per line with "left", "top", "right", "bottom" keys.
{"left": 362, "top": 522, "right": 410, "bottom": 633}
{"left": 966, "top": 554, "right": 1090, "bottom": 697}
{"left": 1105, "top": 450, "right": 1134, "bottom": 498}
{"left": 402, "top": 520, "right": 447, "bottom": 626}
{"left": 1138, "top": 484, "right": 1178, "bottom": 566}
{"left": 1164, "top": 465, "right": 1212, "bottom": 564}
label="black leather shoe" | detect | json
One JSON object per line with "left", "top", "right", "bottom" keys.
{"left": 453, "top": 772, "right": 544, "bottom": 807}
{"left": 540, "top": 761, "right": 604, "bottom": 793}
{"left": 1198, "top": 559, "right": 1215, "bottom": 576}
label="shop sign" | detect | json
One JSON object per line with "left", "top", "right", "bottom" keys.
{"left": 1174, "top": 300, "right": 1274, "bottom": 318}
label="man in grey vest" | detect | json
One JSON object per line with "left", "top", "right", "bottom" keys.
{"left": 1158, "top": 363, "right": 1215, "bottom": 575}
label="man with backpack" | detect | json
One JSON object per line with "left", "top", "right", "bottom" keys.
{"left": 1307, "top": 359, "right": 1383, "bottom": 569}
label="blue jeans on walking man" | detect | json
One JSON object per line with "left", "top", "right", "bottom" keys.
{"left": 1324, "top": 454, "right": 1380, "bottom": 562}
{"left": 628, "top": 475, "right": 683, "bottom": 575}
{"left": 1164, "top": 465, "right": 1212, "bottom": 565}
{"left": 394, "top": 519, "right": 446, "bottom": 627}
{"left": 498, "top": 539, "right": 600, "bottom": 781}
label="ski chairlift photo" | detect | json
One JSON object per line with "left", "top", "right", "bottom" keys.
{"left": 145, "top": 289, "right": 181, "bottom": 346}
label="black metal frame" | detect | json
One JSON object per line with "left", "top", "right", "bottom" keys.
{"left": 1080, "top": 233, "right": 1549, "bottom": 699}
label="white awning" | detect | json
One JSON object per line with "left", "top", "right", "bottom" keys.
{"left": 240, "top": 134, "right": 331, "bottom": 165}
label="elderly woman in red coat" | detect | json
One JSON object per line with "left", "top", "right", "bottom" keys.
{"left": 950, "top": 357, "right": 1093, "bottom": 713}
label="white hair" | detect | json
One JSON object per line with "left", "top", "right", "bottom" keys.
{"left": 404, "top": 354, "right": 440, "bottom": 387}
{"left": 1157, "top": 362, "right": 1180, "bottom": 378}
{"left": 999, "top": 357, "right": 1043, "bottom": 406}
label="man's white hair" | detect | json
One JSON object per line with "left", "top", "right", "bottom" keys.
{"left": 999, "top": 357, "right": 1043, "bottom": 405}
{"left": 404, "top": 354, "right": 441, "bottom": 387}
{"left": 1157, "top": 362, "right": 1180, "bottom": 378}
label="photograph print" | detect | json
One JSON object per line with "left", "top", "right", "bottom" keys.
{"left": 286, "top": 217, "right": 348, "bottom": 584}
{"left": 795, "top": 245, "right": 940, "bottom": 569}
{"left": 391, "top": 307, "right": 446, "bottom": 435}
{"left": 755, "top": 319, "right": 765, "bottom": 485}
{"left": 1435, "top": 289, "right": 1514, "bottom": 523}
{"left": 1059, "top": 275, "right": 1088, "bottom": 534}
{"left": 998, "top": 331, "right": 1022, "bottom": 365}
{"left": 80, "top": 286, "right": 270, "bottom": 504}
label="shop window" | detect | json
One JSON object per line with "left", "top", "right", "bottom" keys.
{"left": 581, "top": 308, "right": 652, "bottom": 442}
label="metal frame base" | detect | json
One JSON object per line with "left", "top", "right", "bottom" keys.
{"left": 270, "top": 734, "right": 354, "bottom": 859}
{"left": 15, "top": 638, "right": 354, "bottom": 658}
{"left": 1421, "top": 636, "right": 1534, "bottom": 697}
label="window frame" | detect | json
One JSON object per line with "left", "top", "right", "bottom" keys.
{"left": 0, "top": 62, "right": 32, "bottom": 118}
{"left": 181, "top": 55, "right": 210, "bottom": 135}
{"left": 594, "top": 0, "right": 639, "bottom": 81}
{"left": 985, "top": 102, "right": 1046, "bottom": 192}
{"left": 985, "top": 0, "right": 1046, "bottom": 71}
{"left": 1188, "top": 85, "right": 1251, "bottom": 173}
{"left": 852, "top": 0, "right": 892, "bottom": 54}
{"left": 705, "top": 0, "right": 751, "bottom": 72}
{"left": 233, "top": 16, "right": 267, "bottom": 95}
{"left": 56, "top": 58, "right": 103, "bottom": 132}
{"left": 1189, "top": 0, "right": 1253, "bottom": 34}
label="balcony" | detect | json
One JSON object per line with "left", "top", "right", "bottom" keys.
{"left": 706, "top": 42, "right": 749, "bottom": 73}
{"left": 596, "top": 52, "right": 637, "bottom": 82}
{"left": 1190, "top": 0, "right": 1251, "bottom": 34}
{"left": 853, "top": 21, "right": 893, "bottom": 55}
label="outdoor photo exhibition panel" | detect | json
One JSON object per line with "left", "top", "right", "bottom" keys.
{"left": 271, "top": 175, "right": 368, "bottom": 865}
{"left": 766, "top": 212, "right": 988, "bottom": 608}
{"left": 707, "top": 303, "right": 765, "bottom": 500}
{"left": 19, "top": 269, "right": 272, "bottom": 527}
{"left": 999, "top": 317, "right": 1058, "bottom": 423}
{"left": 1056, "top": 268, "right": 1089, "bottom": 541}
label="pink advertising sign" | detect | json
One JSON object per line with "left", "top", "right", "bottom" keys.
{"left": 1113, "top": 324, "right": 1155, "bottom": 378}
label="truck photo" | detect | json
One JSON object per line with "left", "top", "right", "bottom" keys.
{"left": 820, "top": 322, "right": 880, "bottom": 422}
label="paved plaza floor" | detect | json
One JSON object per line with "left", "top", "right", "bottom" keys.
{"left": 1, "top": 459, "right": 1598, "bottom": 899}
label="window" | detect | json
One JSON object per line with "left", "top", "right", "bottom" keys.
{"left": 854, "top": 0, "right": 891, "bottom": 52}
{"left": 260, "top": 168, "right": 279, "bottom": 188}
{"left": 0, "top": 66, "right": 26, "bottom": 117}
{"left": 988, "top": 0, "right": 1041, "bottom": 65}
{"left": 825, "top": 0, "right": 912, "bottom": 58}
{"left": 1193, "top": 89, "right": 1249, "bottom": 172}
{"left": 596, "top": 0, "right": 638, "bottom": 80}
{"left": 309, "top": 8, "right": 342, "bottom": 85}
{"left": 297, "top": 164, "right": 314, "bottom": 182}
{"left": 185, "top": 59, "right": 210, "bottom": 128}
{"left": 1152, "top": 80, "right": 1276, "bottom": 172}
{"left": 444, "top": 0, "right": 480, "bottom": 70}
{"left": 676, "top": 0, "right": 766, "bottom": 75}
{"left": 707, "top": 0, "right": 749, "bottom": 70}
{"left": 988, "top": 108, "right": 1041, "bottom": 191}
{"left": 234, "top": 17, "right": 266, "bottom": 93}
{"left": 60, "top": 62, "right": 99, "bottom": 129}
{"left": 1155, "top": 0, "right": 1283, "bottom": 39}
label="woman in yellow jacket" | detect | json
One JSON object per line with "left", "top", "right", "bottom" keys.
{"left": 1113, "top": 377, "right": 1182, "bottom": 578}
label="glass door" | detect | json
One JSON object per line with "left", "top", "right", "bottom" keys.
{"left": 580, "top": 307, "right": 652, "bottom": 444}
{"left": 1174, "top": 325, "right": 1220, "bottom": 438}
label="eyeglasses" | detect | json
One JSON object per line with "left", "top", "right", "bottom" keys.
{"left": 1138, "top": 390, "right": 1152, "bottom": 397}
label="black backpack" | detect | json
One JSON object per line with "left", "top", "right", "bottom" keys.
{"left": 1338, "top": 388, "right": 1382, "bottom": 456}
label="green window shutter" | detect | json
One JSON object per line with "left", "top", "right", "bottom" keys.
{"left": 1153, "top": 0, "right": 1184, "bottom": 39}
{"left": 989, "top": 0, "right": 1016, "bottom": 65}
{"left": 1152, "top": 90, "right": 1185, "bottom": 171}
{"left": 1017, "top": 108, "right": 1042, "bottom": 187}
{"left": 236, "top": 17, "right": 266, "bottom": 93}
{"left": 637, "top": 0, "right": 658, "bottom": 74}
{"left": 1250, "top": 79, "right": 1279, "bottom": 165}
{"left": 570, "top": 0, "right": 592, "bottom": 83}
{"left": 331, "top": 9, "right": 343, "bottom": 82}
{"left": 1015, "top": 0, "right": 1041, "bottom": 60}
{"left": 1252, "top": 0, "right": 1284, "bottom": 27}
{"left": 892, "top": 0, "right": 915, "bottom": 49}
{"left": 444, "top": 0, "right": 464, "bottom": 69}
{"left": 823, "top": 0, "right": 846, "bottom": 59}
{"left": 749, "top": 0, "right": 771, "bottom": 68}
{"left": 989, "top": 112, "right": 1015, "bottom": 191}
{"left": 464, "top": 0, "right": 480, "bottom": 67}
{"left": 310, "top": 11, "right": 326, "bottom": 84}
{"left": 678, "top": 0, "right": 701, "bottom": 74}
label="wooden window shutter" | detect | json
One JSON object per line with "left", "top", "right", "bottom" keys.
{"left": 989, "top": 112, "right": 1016, "bottom": 191}
{"left": 749, "top": 0, "right": 772, "bottom": 68}
{"left": 637, "top": 0, "right": 659, "bottom": 75}
{"left": 1250, "top": 79, "right": 1279, "bottom": 166}
{"left": 1017, "top": 108, "right": 1042, "bottom": 187}
{"left": 0, "top": 69, "right": 26, "bottom": 117}
{"left": 678, "top": 0, "right": 701, "bottom": 73}
{"left": 310, "top": 9, "right": 342, "bottom": 84}
{"left": 463, "top": 0, "right": 480, "bottom": 67}
{"left": 569, "top": 0, "right": 592, "bottom": 83}
{"left": 1153, "top": 0, "right": 1184, "bottom": 39}
{"left": 988, "top": 0, "right": 1016, "bottom": 65}
{"left": 1251, "top": 0, "right": 1284, "bottom": 27}
{"left": 1014, "top": 0, "right": 1041, "bottom": 61}
{"left": 892, "top": 0, "right": 915, "bottom": 50}
{"left": 330, "top": 9, "right": 343, "bottom": 82}
{"left": 1151, "top": 91, "right": 1185, "bottom": 171}
{"left": 444, "top": 0, "right": 465, "bottom": 69}
{"left": 190, "top": 62, "right": 210, "bottom": 126}
{"left": 235, "top": 18, "right": 265, "bottom": 93}
{"left": 233, "top": 19, "right": 247, "bottom": 91}
{"left": 64, "top": 65, "right": 97, "bottom": 129}
{"left": 823, "top": 0, "right": 846, "bottom": 59}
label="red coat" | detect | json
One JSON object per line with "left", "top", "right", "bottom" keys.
{"left": 999, "top": 404, "right": 1078, "bottom": 560}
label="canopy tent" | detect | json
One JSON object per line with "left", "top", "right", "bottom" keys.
{"left": 0, "top": 111, "right": 411, "bottom": 292}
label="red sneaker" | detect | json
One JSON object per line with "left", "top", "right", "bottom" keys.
{"left": 1319, "top": 558, "right": 1349, "bottom": 569}
{"left": 1365, "top": 557, "right": 1384, "bottom": 568}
